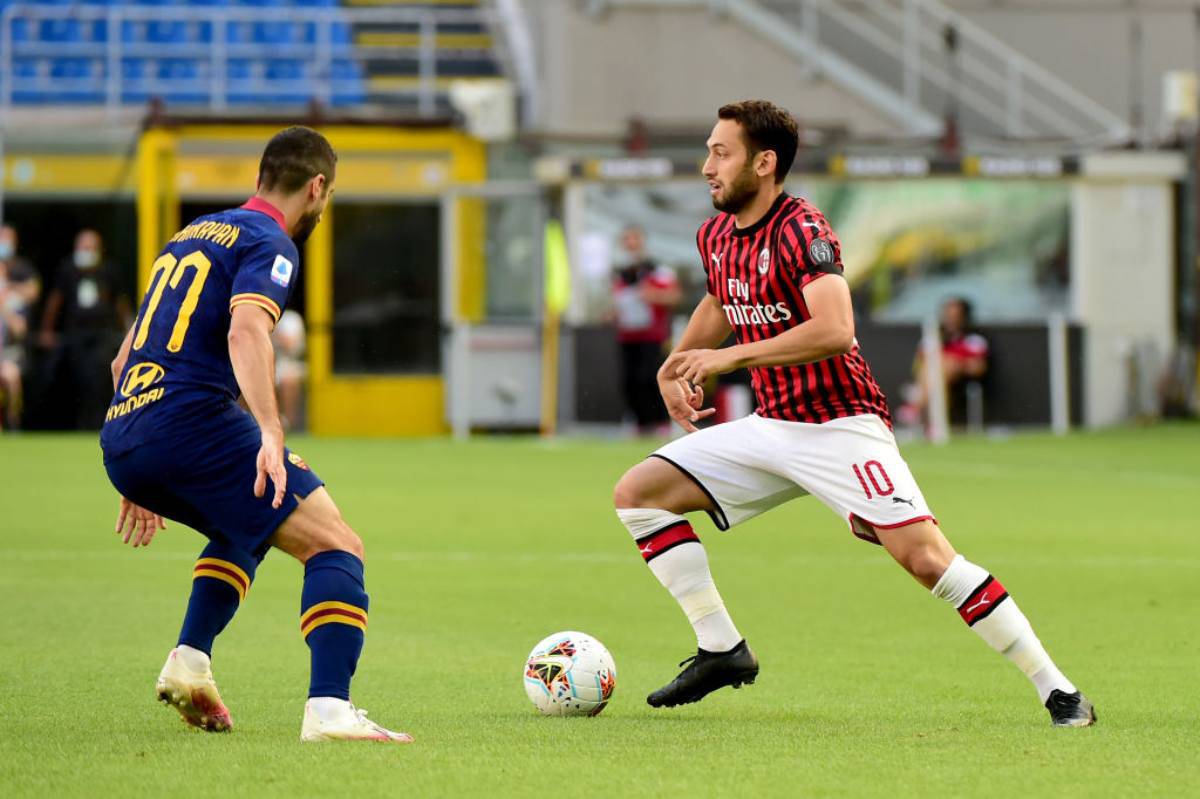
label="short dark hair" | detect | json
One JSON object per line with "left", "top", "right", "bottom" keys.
{"left": 717, "top": 100, "right": 799, "bottom": 183}
{"left": 258, "top": 126, "right": 337, "bottom": 194}
{"left": 945, "top": 296, "right": 974, "bottom": 322}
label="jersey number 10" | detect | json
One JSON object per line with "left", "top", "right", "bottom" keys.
{"left": 133, "top": 250, "right": 212, "bottom": 353}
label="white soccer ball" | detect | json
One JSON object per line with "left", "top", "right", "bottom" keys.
{"left": 523, "top": 631, "right": 617, "bottom": 717}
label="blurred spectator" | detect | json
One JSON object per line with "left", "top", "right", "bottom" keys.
{"left": 38, "top": 229, "right": 131, "bottom": 429}
{"left": 273, "top": 309, "right": 307, "bottom": 431}
{"left": 898, "top": 296, "right": 989, "bottom": 428}
{"left": 609, "top": 225, "right": 680, "bottom": 434}
{"left": 0, "top": 224, "right": 40, "bottom": 429}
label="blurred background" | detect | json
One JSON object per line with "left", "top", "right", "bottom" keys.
{"left": 0, "top": 0, "right": 1197, "bottom": 440}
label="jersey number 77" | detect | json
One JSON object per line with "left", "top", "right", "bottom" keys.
{"left": 133, "top": 250, "right": 212, "bottom": 353}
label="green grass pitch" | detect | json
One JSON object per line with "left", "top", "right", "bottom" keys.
{"left": 1, "top": 424, "right": 1197, "bottom": 797}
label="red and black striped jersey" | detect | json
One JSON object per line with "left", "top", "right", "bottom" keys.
{"left": 696, "top": 192, "right": 892, "bottom": 427}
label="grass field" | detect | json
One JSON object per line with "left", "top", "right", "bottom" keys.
{"left": 1, "top": 424, "right": 1198, "bottom": 797}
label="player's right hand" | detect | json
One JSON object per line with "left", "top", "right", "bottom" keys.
{"left": 254, "top": 431, "right": 288, "bottom": 509}
{"left": 115, "top": 496, "right": 167, "bottom": 548}
{"left": 659, "top": 373, "right": 716, "bottom": 433}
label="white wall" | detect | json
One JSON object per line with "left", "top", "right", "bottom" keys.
{"left": 527, "top": 1, "right": 896, "bottom": 137}
{"left": 1070, "top": 152, "right": 1183, "bottom": 426}
{"left": 525, "top": 1, "right": 1199, "bottom": 141}
{"left": 944, "top": 1, "right": 1194, "bottom": 139}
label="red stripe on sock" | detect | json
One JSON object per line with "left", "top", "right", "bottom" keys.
{"left": 636, "top": 521, "right": 699, "bottom": 562}
{"left": 193, "top": 562, "right": 248, "bottom": 593}
{"left": 302, "top": 607, "right": 367, "bottom": 627}
{"left": 957, "top": 577, "right": 1009, "bottom": 626}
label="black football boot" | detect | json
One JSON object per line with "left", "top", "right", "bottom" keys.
{"left": 1045, "top": 689, "right": 1097, "bottom": 727}
{"left": 646, "top": 640, "right": 759, "bottom": 708}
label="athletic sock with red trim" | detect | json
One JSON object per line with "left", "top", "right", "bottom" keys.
{"left": 616, "top": 508, "right": 742, "bottom": 653}
{"left": 932, "top": 554, "right": 1076, "bottom": 702}
{"left": 177, "top": 542, "right": 257, "bottom": 656}
{"left": 301, "top": 551, "right": 369, "bottom": 701}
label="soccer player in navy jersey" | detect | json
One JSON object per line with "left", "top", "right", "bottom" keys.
{"left": 102, "top": 127, "right": 411, "bottom": 742}
{"left": 612, "top": 101, "right": 1095, "bottom": 727}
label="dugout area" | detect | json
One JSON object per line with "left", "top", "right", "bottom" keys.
{"left": 135, "top": 123, "right": 486, "bottom": 436}
{"left": 2, "top": 122, "right": 495, "bottom": 435}
{"left": 2, "top": 121, "right": 551, "bottom": 437}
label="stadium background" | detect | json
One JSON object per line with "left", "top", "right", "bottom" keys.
{"left": 1, "top": 1, "right": 1197, "bottom": 796}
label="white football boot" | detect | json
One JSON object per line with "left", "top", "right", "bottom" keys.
{"left": 300, "top": 698, "right": 413, "bottom": 743}
{"left": 155, "top": 646, "right": 233, "bottom": 732}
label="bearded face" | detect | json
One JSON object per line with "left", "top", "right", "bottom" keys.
{"left": 292, "top": 206, "right": 323, "bottom": 245}
{"left": 703, "top": 118, "right": 771, "bottom": 217}
{"left": 710, "top": 157, "right": 762, "bottom": 215}
{"left": 292, "top": 181, "right": 332, "bottom": 244}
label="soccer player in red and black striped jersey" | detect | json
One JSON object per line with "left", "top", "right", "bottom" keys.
{"left": 612, "top": 100, "right": 1095, "bottom": 727}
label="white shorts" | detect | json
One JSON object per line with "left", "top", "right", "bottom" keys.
{"left": 652, "top": 414, "right": 935, "bottom": 545}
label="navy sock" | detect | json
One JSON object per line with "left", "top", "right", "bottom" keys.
{"left": 301, "top": 550, "right": 368, "bottom": 700}
{"left": 177, "top": 542, "right": 257, "bottom": 656}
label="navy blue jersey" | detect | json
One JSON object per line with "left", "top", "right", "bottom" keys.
{"left": 101, "top": 198, "right": 298, "bottom": 458}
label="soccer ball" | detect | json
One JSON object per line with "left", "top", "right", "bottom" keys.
{"left": 523, "top": 631, "right": 616, "bottom": 717}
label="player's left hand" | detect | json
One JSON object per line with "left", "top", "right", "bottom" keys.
{"left": 254, "top": 430, "right": 288, "bottom": 509}
{"left": 670, "top": 348, "right": 739, "bottom": 385}
{"left": 115, "top": 497, "right": 167, "bottom": 548}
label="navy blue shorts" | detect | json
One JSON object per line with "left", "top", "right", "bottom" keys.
{"left": 103, "top": 405, "right": 325, "bottom": 558}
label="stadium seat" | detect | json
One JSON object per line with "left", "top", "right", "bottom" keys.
{"left": 330, "top": 58, "right": 365, "bottom": 106}
{"left": 87, "top": 18, "right": 109, "bottom": 43}
{"left": 253, "top": 21, "right": 300, "bottom": 46}
{"left": 225, "top": 20, "right": 254, "bottom": 45}
{"left": 269, "top": 59, "right": 308, "bottom": 77}
{"left": 121, "top": 57, "right": 153, "bottom": 102}
{"left": 147, "top": 20, "right": 189, "bottom": 44}
{"left": 9, "top": 17, "right": 33, "bottom": 43}
{"left": 122, "top": 57, "right": 149, "bottom": 79}
{"left": 49, "top": 57, "right": 90, "bottom": 75}
{"left": 264, "top": 58, "right": 309, "bottom": 103}
{"left": 39, "top": 18, "right": 83, "bottom": 42}
{"left": 122, "top": 20, "right": 147, "bottom": 43}
{"left": 188, "top": 20, "right": 214, "bottom": 43}
{"left": 226, "top": 57, "right": 263, "bottom": 103}
{"left": 301, "top": 20, "right": 351, "bottom": 47}
{"left": 50, "top": 57, "right": 103, "bottom": 102}
{"left": 159, "top": 57, "right": 209, "bottom": 104}
{"left": 11, "top": 57, "right": 46, "bottom": 104}
{"left": 0, "top": 0, "right": 384, "bottom": 109}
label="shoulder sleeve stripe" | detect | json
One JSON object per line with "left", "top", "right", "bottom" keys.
{"left": 230, "top": 293, "right": 282, "bottom": 323}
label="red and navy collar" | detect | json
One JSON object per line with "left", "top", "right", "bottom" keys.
{"left": 240, "top": 196, "right": 288, "bottom": 232}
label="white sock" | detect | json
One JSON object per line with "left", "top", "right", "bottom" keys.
{"left": 932, "top": 554, "right": 1076, "bottom": 703}
{"left": 617, "top": 508, "right": 743, "bottom": 652}
{"left": 308, "top": 696, "right": 353, "bottom": 722}
{"left": 176, "top": 644, "right": 211, "bottom": 673}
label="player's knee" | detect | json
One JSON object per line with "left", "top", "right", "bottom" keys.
{"left": 613, "top": 469, "right": 651, "bottom": 509}
{"left": 302, "top": 527, "right": 363, "bottom": 563}
{"left": 905, "top": 545, "right": 952, "bottom": 584}
{"left": 339, "top": 526, "right": 365, "bottom": 561}
{"left": 279, "top": 498, "right": 365, "bottom": 563}
{"left": 317, "top": 516, "right": 363, "bottom": 561}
